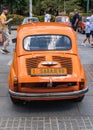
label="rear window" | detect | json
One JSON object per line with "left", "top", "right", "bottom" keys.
{"left": 23, "top": 35, "right": 72, "bottom": 51}
{"left": 55, "top": 17, "right": 70, "bottom": 22}
{"left": 22, "top": 17, "right": 39, "bottom": 24}
{"left": 82, "top": 17, "right": 87, "bottom": 22}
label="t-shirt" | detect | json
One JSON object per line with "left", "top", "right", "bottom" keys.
{"left": 44, "top": 14, "right": 51, "bottom": 22}
{"left": 90, "top": 15, "right": 93, "bottom": 31}
{"left": 85, "top": 21, "right": 90, "bottom": 33}
{"left": 0, "top": 14, "right": 8, "bottom": 30}
{"left": 72, "top": 13, "right": 79, "bottom": 25}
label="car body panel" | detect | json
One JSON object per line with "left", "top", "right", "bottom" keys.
{"left": 8, "top": 22, "right": 88, "bottom": 102}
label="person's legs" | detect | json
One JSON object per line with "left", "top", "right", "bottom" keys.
{"left": 91, "top": 30, "right": 93, "bottom": 44}
{"left": 0, "top": 31, "right": 3, "bottom": 46}
{"left": 2, "top": 40, "right": 9, "bottom": 49}
{"left": 83, "top": 38, "right": 87, "bottom": 43}
{"left": 86, "top": 33, "right": 90, "bottom": 44}
{"left": 81, "top": 33, "right": 88, "bottom": 46}
{"left": 88, "top": 38, "right": 90, "bottom": 44}
{"left": 1, "top": 30, "right": 10, "bottom": 53}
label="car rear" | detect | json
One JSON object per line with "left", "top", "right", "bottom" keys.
{"left": 8, "top": 23, "right": 88, "bottom": 102}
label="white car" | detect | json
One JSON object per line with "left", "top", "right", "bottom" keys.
{"left": 22, "top": 17, "right": 39, "bottom": 24}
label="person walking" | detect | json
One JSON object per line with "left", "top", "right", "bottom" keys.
{"left": 0, "top": 7, "right": 13, "bottom": 54}
{"left": 89, "top": 14, "right": 93, "bottom": 46}
{"left": 44, "top": 10, "right": 51, "bottom": 22}
{"left": 0, "top": 19, "right": 3, "bottom": 45}
{"left": 72, "top": 9, "right": 80, "bottom": 31}
{"left": 81, "top": 17, "right": 90, "bottom": 46}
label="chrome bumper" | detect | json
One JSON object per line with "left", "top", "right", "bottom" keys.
{"left": 9, "top": 87, "right": 88, "bottom": 99}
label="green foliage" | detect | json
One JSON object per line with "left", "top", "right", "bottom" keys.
{"left": 7, "top": 14, "right": 25, "bottom": 25}
{"left": 1, "top": 0, "right": 93, "bottom": 17}
{"left": 7, "top": 14, "right": 55, "bottom": 25}
{"left": 36, "top": 15, "right": 44, "bottom": 22}
{"left": 51, "top": 15, "right": 55, "bottom": 22}
{"left": 33, "top": 15, "right": 55, "bottom": 22}
{"left": 0, "top": 0, "right": 29, "bottom": 15}
{"left": 79, "top": 13, "right": 92, "bottom": 17}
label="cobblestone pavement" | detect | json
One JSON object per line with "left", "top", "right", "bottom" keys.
{"left": 84, "top": 64, "right": 93, "bottom": 82}
{"left": 0, "top": 116, "right": 93, "bottom": 130}
{"left": 0, "top": 32, "right": 93, "bottom": 130}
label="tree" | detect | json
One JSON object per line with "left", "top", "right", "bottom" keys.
{"left": 1, "top": 0, "right": 93, "bottom": 16}
{"left": 0, "top": 0, "right": 29, "bottom": 15}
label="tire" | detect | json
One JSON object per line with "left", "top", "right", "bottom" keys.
{"left": 73, "top": 95, "right": 85, "bottom": 102}
{"left": 10, "top": 96, "right": 23, "bottom": 105}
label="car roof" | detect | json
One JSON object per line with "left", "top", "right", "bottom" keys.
{"left": 55, "top": 16, "right": 69, "bottom": 18}
{"left": 18, "top": 22, "right": 73, "bottom": 35}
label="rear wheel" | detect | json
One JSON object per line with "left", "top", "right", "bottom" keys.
{"left": 73, "top": 95, "right": 85, "bottom": 102}
{"left": 10, "top": 96, "right": 23, "bottom": 105}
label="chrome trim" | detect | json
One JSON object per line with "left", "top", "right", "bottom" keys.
{"left": 9, "top": 87, "right": 88, "bottom": 99}
{"left": 42, "top": 61, "right": 57, "bottom": 66}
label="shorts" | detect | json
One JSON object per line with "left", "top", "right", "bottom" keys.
{"left": 86, "top": 33, "right": 90, "bottom": 38}
{"left": 0, "top": 30, "right": 4, "bottom": 43}
{"left": 91, "top": 30, "right": 93, "bottom": 38}
{"left": 2, "top": 29, "right": 10, "bottom": 42}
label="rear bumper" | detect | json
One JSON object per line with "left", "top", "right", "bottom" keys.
{"left": 9, "top": 87, "right": 88, "bottom": 100}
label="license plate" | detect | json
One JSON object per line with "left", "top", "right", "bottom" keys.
{"left": 31, "top": 68, "right": 67, "bottom": 76}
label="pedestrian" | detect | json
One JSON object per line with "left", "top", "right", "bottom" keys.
{"left": 89, "top": 14, "right": 93, "bottom": 46}
{"left": 0, "top": 19, "right": 3, "bottom": 45}
{"left": 44, "top": 10, "right": 51, "bottom": 22}
{"left": 0, "top": 31, "right": 3, "bottom": 46}
{"left": 72, "top": 9, "right": 80, "bottom": 31}
{"left": 0, "top": 7, "right": 13, "bottom": 54}
{"left": 81, "top": 17, "right": 90, "bottom": 46}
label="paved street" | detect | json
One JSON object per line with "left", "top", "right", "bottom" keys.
{"left": 0, "top": 31, "right": 93, "bottom": 130}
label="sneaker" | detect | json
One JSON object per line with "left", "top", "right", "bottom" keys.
{"left": 81, "top": 43, "right": 86, "bottom": 46}
{"left": 4, "top": 49, "right": 10, "bottom": 53}
{"left": 0, "top": 49, "right": 7, "bottom": 54}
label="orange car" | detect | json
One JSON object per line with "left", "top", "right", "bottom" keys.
{"left": 8, "top": 22, "right": 88, "bottom": 104}
{"left": 55, "top": 16, "right": 71, "bottom": 26}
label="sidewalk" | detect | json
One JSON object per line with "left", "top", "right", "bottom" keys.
{"left": 0, "top": 116, "right": 93, "bottom": 130}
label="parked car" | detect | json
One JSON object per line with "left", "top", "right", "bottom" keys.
{"left": 77, "top": 16, "right": 89, "bottom": 34}
{"left": 55, "top": 16, "right": 71, "bottom": 26}
{"left": 8, "top": 22, "right": 88, "bottom": 104}
{"left": 22, "top": 17, "right": 39, "bottom": 24}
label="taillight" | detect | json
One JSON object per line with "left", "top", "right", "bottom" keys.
{"left": 14, "top": 77, "right": 18, "bottom": 91}
{"left": 79, "top": 82, "right": 84, "bottom": 90}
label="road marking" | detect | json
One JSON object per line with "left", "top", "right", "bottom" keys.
{"left": 7, "top": 59, "right": 12, "bottom": 66}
